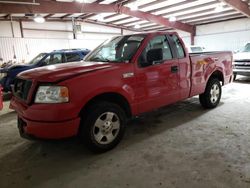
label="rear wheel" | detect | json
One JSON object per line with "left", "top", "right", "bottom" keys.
{"left": 80, "top": 101, "right": 126, "bottom": 153}
{"left": 199, "top": 78, "right": 222, "bottom": 109}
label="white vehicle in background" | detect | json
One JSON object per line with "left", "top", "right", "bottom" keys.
{"left": 233, "top": 43, "right": 250, "bottom": 80}
{"left": 187, "top": 45, "right": 205, "bottom": 53}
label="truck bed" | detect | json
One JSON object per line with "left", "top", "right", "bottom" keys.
{"left": 189, "top": 51, "right": 233, "bottom": 97}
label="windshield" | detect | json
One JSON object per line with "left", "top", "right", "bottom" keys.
{"left": 242, "top": 43, "right": 250, "bottom": 52}
{"left": 29, "top": 53, "right": 47, "bottom": 65}
{"left": 85, "top": 35, "right": 146, "bottom": 63}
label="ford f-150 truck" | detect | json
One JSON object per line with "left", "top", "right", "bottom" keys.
{"left": 10, "top": 32, "right": 233, "bottom": 152}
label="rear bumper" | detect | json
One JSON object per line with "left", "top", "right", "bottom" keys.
{"left": 17, "top": 116, "right": 80, "bottom": 139}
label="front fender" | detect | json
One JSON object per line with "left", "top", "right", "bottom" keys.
{"left": 79, "top": 84, "right": 136, "bottom": 113}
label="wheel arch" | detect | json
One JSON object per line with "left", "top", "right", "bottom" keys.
{"left": 79, "top": 92, "right": 132, "bottom": 119}
{"left": 208, "top": 70, "right": 224, "bottom": 85}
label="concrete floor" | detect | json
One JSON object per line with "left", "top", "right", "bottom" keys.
{"left": 0, "top": 77, "right": 250, "bottom": 188}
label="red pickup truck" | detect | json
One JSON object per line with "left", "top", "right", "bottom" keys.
{"left": 10, "top": 32, "right": 233, "bottom": 152}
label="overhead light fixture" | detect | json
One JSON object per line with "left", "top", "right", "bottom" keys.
{"left": 134, "top": 24, "right": 140, "bottom": 29}
{"left": 130, "top": 3, "right": 138, "bottom": 11}
{"left": 169, "top": 16, "right": 176, "bottom": 22}
{"left": 33, "top": 14, "right": 45, "bottom": 23}
{"left": 214, "top": 3, "right": 224, "bottom": 12}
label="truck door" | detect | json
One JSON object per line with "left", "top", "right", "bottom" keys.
{"left": 168, "top": 34, "right": 191, "bottom": 99}
{"left": 135, "top": 34, "right": 180, "bottom": 114}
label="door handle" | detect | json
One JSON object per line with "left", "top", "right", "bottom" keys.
{"left": 171, "top": 65, "right": 179, "bottom": 73}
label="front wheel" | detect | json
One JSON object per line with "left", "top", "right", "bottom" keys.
{"left": 199, "top": 79, "right": 222, "bottom": 109}
{"left": 80, "top": 101, "right": 126, "bottom": 153}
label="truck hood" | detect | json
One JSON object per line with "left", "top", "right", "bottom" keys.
{"left": 18, "top": 61, "right": 114, "bottom": 82}
{"left": 233, "top": 52, "right": 250, "bottom": 61}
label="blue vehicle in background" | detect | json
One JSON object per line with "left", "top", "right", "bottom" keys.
{"left": 0, "top": 48, "right": 90, "bottom": 92}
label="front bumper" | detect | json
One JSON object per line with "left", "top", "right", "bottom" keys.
{"left": 233, "top": 69, "right": 250, "bottom": 76}
{"left": 17, "top": 115, "right": 80, "bottom": 139}
{"left": 11, "top": 97, "right": 81, "bottom": 139}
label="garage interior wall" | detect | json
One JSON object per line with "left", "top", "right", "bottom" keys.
{"left": 0, "top": 21, "right": 135, "bottom": 62}
{"left": 195, "top": 18, "right": 250, "bottom": 51}
{"left": 0, "top": 17, "right": 249, "bottom": 62}
{"left": 0, "top": 20, "right": 193, "bottom": 63}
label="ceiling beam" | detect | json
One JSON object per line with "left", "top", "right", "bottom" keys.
{"left": 61, "top": 14, "right": 72, "bottom": 19}
{"left": 191, "top": 14, "right": 245, "bottom": 25}
{"left": 0, "top": 1, "right": 116, "bottom": 14}
{"left": 195, "top": 15, "right": 245, "bottom": 25}
{"left": 115, "top": 1, "right": 215, "bottom": 27}
{"left": 103, "top": 0, "right": 163, "bottom": 20}
{"left": 120, "top": 6, "right": 194, "bottom": 34}
{"left": 89, "top": 0, "right": 135, "bottom": 21}
{"left": 103, "top": 0, "right": 192, "bottom": 22}
{"left": 44, "top": 14, "right": 54, "bottom": 18}
{"left": 0, "top": 16, "right": 143, "bottom": 32}
{"left": 219, "top": 0, "right": 250, "bottom": 17}
{"left": 0, "top": 0, "right": 195, "bottom": 34}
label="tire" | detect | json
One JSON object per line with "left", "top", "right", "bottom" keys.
{"left": 80, "top": 101, "right": 126, "bottom": 153}
{"left": 199, "top": 78, "right": 222, "bottom": 109}
{"left": 233, "top": 74, "right": 237, "bottom": 81}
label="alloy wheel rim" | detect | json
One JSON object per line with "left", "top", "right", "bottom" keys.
{"left": 210, "top": 84, "right": 220, "bottom": 104}
{"left": 93, "top": 112, "right": 120, "bottom": 145}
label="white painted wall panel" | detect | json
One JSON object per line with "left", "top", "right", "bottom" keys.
{"left": 0, "top": 22, "right": 13, "bottom": 37}
{"left": 24, "top": 30, "right": 73, "bottom": 39}
{"left": 0, "top": 38, "right": 70, "bottom": 62}
{"left": 195, "top": 18, "right": 250, "bottom": 51}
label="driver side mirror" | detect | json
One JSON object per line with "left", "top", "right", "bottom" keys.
{"left": 146, "top": 48, "right": 163, "bottom": 65}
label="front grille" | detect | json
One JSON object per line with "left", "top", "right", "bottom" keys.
{"left": 234, "top": 59, "right": 250, "bottom": 62}
{"left": 234, "top": 61, "right": 250, "bottom": 69}
{"left": 234, "top": 65, "right": 250, "bottom": 70}
{"left": 13, "top": 78, "right": 32, "bottom": 101}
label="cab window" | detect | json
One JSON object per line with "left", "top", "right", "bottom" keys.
{"left": 65, "top": 53, "right": 81, "bottom": 62}
{"left": 44, "top": 53, "right": 63, "bottom": 65}
{"left": 138, "top": 35, "right": 173, "bottom": 67}
{"left": 170, "top": 35, "right": 186, "bottom": 58}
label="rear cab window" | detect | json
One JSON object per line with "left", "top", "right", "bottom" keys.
{"left": 169, "top": 34, "right": 186, "bottom": 59}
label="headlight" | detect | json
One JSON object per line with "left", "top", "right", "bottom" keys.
{"left": 35, "top": 86, "right": 69, "bottom": 103}
{"left": 0, "top": 73, "right": 7, "bottom": 79}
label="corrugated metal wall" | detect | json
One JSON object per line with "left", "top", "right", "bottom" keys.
{"left": 0, "top": 38, "right": 69, "bottom": 62}
{"left": 0, "top": 21, "right": 123, "bottom": 63}
{"left": 195, "top": 18, "right": 250, "bottom": 51}
{"left": 0, "top": 37, "right": 123, "bottom": 63}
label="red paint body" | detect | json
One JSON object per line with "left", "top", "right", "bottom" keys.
{"left": 10, "top": 32, "right": 233, "bottom": 139}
